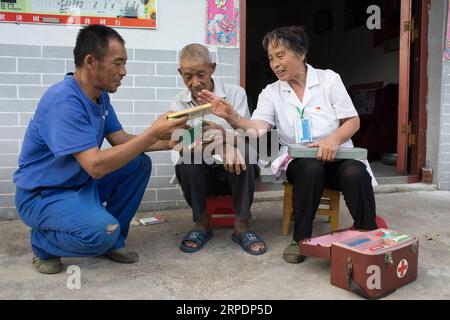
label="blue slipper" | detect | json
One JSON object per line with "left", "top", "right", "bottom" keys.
{"left": 180, "top": 229, "right": 213, "bottom": 253}
{"left": 231, "top": 231, "right": 267, "bottom": 256}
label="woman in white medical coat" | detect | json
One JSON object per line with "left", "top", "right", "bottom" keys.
{"left": 199, "top": 26, "right": 378, "bottom": 263}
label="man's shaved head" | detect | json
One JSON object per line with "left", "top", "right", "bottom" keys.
{"left": 179, "top": 44, "right": 213, "bottom": 64}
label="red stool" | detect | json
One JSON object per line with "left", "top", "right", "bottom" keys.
{"left": 206, "top": 196, "right": 235, "bottom": 228}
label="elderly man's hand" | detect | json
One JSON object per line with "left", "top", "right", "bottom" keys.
{"left": 218, "top": 143, "right": 247, "bottom": 175}
{"left": 308, "top": 136, "right": 340, "bottom": 162}
{"left": 202, "top": 121, "right": 227, "bottom": 143}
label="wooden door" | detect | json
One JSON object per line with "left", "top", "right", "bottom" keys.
{"left": 408, "top": 0, "right": 429, "bottom": 182}
{"left": 397, "top": 0, "right": 412, "bottom": 174}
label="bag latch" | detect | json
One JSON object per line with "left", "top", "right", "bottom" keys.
{"left": 345, "top": 256, "right": 353, "bottom": 279}
{"left": 412, "top": 242, "right": 418, "bottom": 254}
{"left": 385, "top": 252, "right": 394, "bottom": 266}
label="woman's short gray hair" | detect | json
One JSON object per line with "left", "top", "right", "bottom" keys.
{"left": 262, "top": 26, "right": 309, "bottom": 57}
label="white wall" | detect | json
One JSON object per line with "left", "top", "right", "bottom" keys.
{"left": 0, "top": 0, "right": 206, "bottom": 50}
{"left": 427, "top": 0, "right": 446, "bottom": 186}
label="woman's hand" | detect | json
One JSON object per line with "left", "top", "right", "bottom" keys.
{"left": 198, "top": 90, "right": 236, "bottom": 122}
{"left": 308, "top": 136, "right": 340, "bottom": 162}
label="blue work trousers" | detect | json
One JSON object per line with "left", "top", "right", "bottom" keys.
{"left": 15, "top": 154, "right": 152, "bottom": 260}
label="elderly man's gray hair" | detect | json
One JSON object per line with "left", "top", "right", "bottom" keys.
{"left": 179, "top": 44, "right": 213, "bottom": 64}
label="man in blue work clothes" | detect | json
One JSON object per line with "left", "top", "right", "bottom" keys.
{"left": 13, "top": 25, "right": 187, "bottom": 274}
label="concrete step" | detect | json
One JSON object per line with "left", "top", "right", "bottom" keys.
{"left": 376, "top": 176, "right": 409, "bottom": 185}
{"left": 373, "top": 183, "right": 438, "bottom": 194}
{"left": 254, "top": 183, "right": 438, "bottom": 203}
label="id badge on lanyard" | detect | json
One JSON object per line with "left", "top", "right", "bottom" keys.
{"left": 295, "top": 107, "right": 313, "bottom": 144}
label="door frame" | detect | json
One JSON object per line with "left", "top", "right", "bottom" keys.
{"left": 240, "top": 0, "right": 247, "bottom": 88}
{"left": 397, "top": 0, "right": 412, "bottom": 174}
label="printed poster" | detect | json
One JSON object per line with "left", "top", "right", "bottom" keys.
{"left": 0, "top": 0, "right": 157, "bottom": 29}
{"left": 206, "top": 0, "right": 239, "bottom": 48}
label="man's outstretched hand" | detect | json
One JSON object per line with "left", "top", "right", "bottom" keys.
{"left": 148, "top": 112, "right": 189, "bottom": 141}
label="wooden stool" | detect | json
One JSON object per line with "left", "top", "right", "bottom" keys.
{"left": 282, "top": 183, "right": 340, "bottom": 236}
{"left": 206, "top": 196, "right": 235, "bottom": 228}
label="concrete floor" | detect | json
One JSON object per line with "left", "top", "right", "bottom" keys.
{"left": 0, "top": 190, "right": 449, "bottom": 300}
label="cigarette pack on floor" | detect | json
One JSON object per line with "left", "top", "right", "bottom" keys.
{"left": 139, "top": 215, "right": 166, "bottom": 226}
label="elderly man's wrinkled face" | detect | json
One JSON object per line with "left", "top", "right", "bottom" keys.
{"left": 267, "top": 41, "right": 305, "bottom": 82}
{"left": 91, "top": 39, "right": 127, "bottom": 94}
{"left": 178, "top": 58, "right": 215, "bottom": 102}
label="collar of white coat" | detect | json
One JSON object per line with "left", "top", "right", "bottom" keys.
{"left": 279, "top": 63, "right": 320, "bottom": 92}
{"left": 181, "top": 78, "right": 226, "bottom": 104}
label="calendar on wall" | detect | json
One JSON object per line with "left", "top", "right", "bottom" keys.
{"left": 0, "top": 0, "right": 157, "bottom": 29}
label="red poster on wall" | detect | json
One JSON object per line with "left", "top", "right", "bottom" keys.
{"left": 206, "top": 0, "right": 239, "bottom": 47}
{"left": 0, "top": 0, "right": 157, "bottom": 29}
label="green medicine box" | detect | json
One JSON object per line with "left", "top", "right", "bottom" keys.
{"left": 178, "top": 122, "right": 208, "bottom": 146}
{"left": 288, "top": 145, "right": 368, "bottom": 160}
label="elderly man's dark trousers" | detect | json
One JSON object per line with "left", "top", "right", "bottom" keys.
{"left": 176, "top": 161, "right": 257, "bottom": 223}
